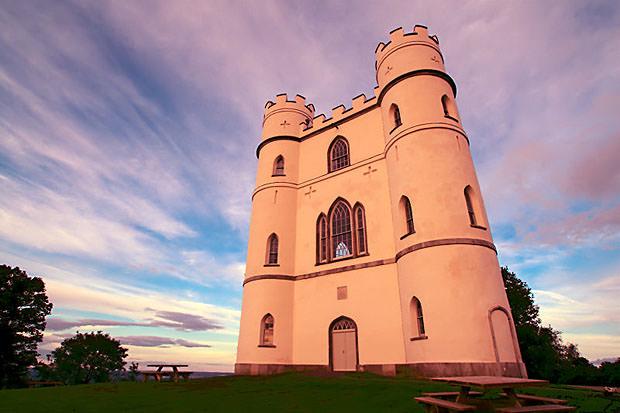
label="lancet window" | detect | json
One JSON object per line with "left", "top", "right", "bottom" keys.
{"left": 273, "top": 155, "right": 285, "bottom": 176}
{"left": 391, "top": 104, "right": 402, "bottom": 129}
{"left": 266, "top": 233, "right": 279, "bottom": 265}
{"left": 316, "top": 199, "right": 368, "bottom": 264}
{"left": 328, "top": 137, "right": 350, "bottom": 172}
{"left": 401, "top": 196, "right": 415, "bottom": 236}
{"left": 464, "top": 185, "right": 477, "bottom": 226}
{"left": 410, "top": 297, "right": 426, "bottom": 337}
{"left": 260, "top": 314, "right": 274, "bottom": 346}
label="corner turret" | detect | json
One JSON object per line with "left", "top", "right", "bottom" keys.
{"left": 375, "top": 25, "right": 447, "bottom": 93}
{"left": 262, "top": 94, "right": 315, "bottom": 140}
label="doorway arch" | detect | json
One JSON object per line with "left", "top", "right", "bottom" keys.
{"left": 329, "top": 316, "right": 358, "bottom": 372}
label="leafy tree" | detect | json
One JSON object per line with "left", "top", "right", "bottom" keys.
{"left": 52, "top": 331, "right": 128, "bottom": 384}
{"left": 0, "top": 265, "right": 53, "bottom": 388}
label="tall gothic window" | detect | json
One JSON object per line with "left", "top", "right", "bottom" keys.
{"left": 410, "top": 297, "right": 426, "bottom": 337}
{"left": 331, "top": 201, "right": 352, "bottom": 259}
{"left": 354, "top": 204, "right": 367, "bottom": 255}
{"left": 273, "top": 155, "right": 285, "bottom": 176}
{"left": 464, "top": 185, "right": 477, "bottom": 226}
{"left": 401, "top": 196, "right": 415, "bottom": 236}
{"left": 266, "top": 233, "right": 278, "bottom": 265}
{"left": 317, "top": 214, "right": 328, "bottom": 263}
{"left": 328, "top": 137, "right": 350, "bottom": 172}
{"left": 260, "top": 313, "right": 274, "bottom": 346}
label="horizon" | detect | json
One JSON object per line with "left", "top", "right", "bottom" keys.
{"left": 1, "top": 1, "right": 619, "bottom": 371}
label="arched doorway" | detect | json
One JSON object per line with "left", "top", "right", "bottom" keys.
{"left": 489, "top": 307, "right": 519, "bottom": 364}
{"left": 329, "top": 317, "right": 358, "bottom": 372}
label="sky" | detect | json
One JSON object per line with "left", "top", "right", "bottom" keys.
{"left": 0, "top": 1, "right": 619, "bottom": 372}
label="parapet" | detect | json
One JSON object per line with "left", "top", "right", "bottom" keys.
{"left": 301, "top": 93, "right": 377, "bottom": 135}
{"left": 375, "top": 25, "right": 445, "bottom": 90}
{"left": 262, "top": 94, "right": 315, "bottom": 139}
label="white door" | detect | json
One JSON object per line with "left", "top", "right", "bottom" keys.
{"left": 331, "top": 318, "right": 357, "bottom": 371}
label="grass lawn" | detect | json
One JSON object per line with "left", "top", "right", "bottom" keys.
{"left": 1, "top": 372, "right": 618, "bottom": 413}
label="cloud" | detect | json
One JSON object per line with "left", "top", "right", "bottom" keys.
{"left": 118, "top": 336, "right": 211, "bottom": 348}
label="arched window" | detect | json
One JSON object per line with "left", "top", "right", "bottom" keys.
{"left": 273, "top": 155, "right": 285, "bottom": 176}
{"left": 390, "top": 104, "right": 402, "bottom": 129}
{"left": 316, "top": 214, "right": 328, "bottom": 264}
{"left": 400, "top": 196, "right": 415, "bottom": 236}
{"left": 328, "top": 137, "right": 350, "bottom": 172}
{"left": 464, "top": 186, "right": 477, "bottom": 226}
{"left": 260, "top": 313, "right": 274, "bottom": 346}
{"left": 354, "top": 204, "right": 367, "bottom": 255}
{"left": 331, "top": 201, "right": 352, "bottom": 259}
{"left": 266, "top": 233, "right": 278, "bottom": 265}
{"left": 410, "top": 297, "right": 426, "bottom": 337}
{"left": 441, "top": 94, "right": 458, "bottom": 120}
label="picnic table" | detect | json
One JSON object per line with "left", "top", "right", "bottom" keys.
{"left": 141, "top": 364, "right": 192, "bottom": 383}
{"left": 414, "top": 376, "right": 575, "bottom": 412}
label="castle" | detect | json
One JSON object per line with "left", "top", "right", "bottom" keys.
{"left": 235, "top": 25, "right": 526, "bottom": 378}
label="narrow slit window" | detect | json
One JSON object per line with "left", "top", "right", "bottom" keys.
{"left": 267, "top": 233, "right": 279, "bottom": 265}
{"left": 464, "top": 186, "right": 477, "bottom": 226}
{"left": 391, "top": 104, "right": 402, "bottom": 128}
{"left": 411, "top": 297, "right": 426, "bottom": 337}
{"left": 354, "top": 205, "right": 367, "bottom": 255}
{"left": 260, "top": 314, "right": 274, "bottom": 346}
{"left": 273, "top": 155, "right": 285, "bottom": 176}
{"left": 317, "top": 215, "right": 328, "bottom": 263}
{"left": 401, "top": 196, "right": 415, "bottom": 235}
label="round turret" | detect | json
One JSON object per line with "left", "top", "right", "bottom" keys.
{"left": 375, "top": 26, "right": 447, "bottom": 92}
{"left": 262, "top": 94, "right": 315, "bottom": 140}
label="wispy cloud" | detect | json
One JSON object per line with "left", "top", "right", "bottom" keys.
{"left": 118, "top": 336, "right": 211, "bottom": 348}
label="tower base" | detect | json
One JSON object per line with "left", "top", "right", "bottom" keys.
{"left": 234, "top": 362, "right": 527, "bottom": 378}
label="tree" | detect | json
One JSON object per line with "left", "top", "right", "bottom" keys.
{"left": 0, "top": 265, "right": 53, "bottom": 388}
{"left": 52, "top": 331, "right": 128, "bottom": 384}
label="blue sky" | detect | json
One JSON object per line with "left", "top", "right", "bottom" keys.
{"left": 0, "top": 1, "right": 618, "bottom": 371}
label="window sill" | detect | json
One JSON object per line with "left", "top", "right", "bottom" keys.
{"left": 315, "top": 252, "right": 369, "bottom": 266}
{"left": 272, "top": 173, "right": 286, "bottom": 177}
{"left": 264, "top": 263, "right": 280, "bottom": 267}
{"left": 410, "top": 335, "right": 428, "bottom": 342}
{"left": 400, "top": 231, "right": 415, "bottom": 240}
{"left": 444, "top": 115, "right": 459, "bottom": 122}
{"left": 258, "top": 344, "right": 276, "bottom": 348}
{"left": 470, "top": 224, "right": 487, "bottom": 230}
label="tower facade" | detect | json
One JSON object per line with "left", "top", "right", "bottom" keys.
{"left": 236, "top": 26, "right": 526, "bottom": 377}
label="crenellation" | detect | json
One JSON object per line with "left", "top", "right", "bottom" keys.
{"left": 331, "top": 104, "right": 346, "bottom": 120}
{"left": 375, "top": 25, "right": 440, "bottom": 63}
{"left": 351, "top": 93, "right": 367, "bottom": 109}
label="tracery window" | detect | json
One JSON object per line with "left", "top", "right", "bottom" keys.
{"left": 331, "top": 202, "right": 352, "bottom": 258}
{"left": 266, "top": 233, "right": 278, "bottom": 265}
{"left": 273, "top": 155, "right": 285, "bottom": 176}
{"left": 328, "top": 137, "right": 350, "bottom": 172}
{"left": 317, "top": 199, "right": 368, "bottom": 264}
{"left": 260, "top": 313, "right": 274, "bottom": 346}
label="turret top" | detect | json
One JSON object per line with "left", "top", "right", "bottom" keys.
{"left": 261, "top": 94, "right": 315, "bottom": 140}
{"left": 374, "top": 25, "right": 446, "bottom": 90}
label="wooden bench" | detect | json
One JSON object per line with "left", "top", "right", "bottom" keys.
{"left": 501, "top": 394, "right": 567, "bottom": 405}
{"left": 414, "top": 396, "right": 476, "bottom": 412}
{"left": 422, "top": 391, "right": 483, "bottom": 398}
{"left": 496, "top": 405, "right": 575, "bottom": 412}
{"left": 140, "top": 370, "right": 193, "bottom": 382}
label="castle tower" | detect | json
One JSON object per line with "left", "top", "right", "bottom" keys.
{"left": 236, "top": 94, "right": 314, "bottom": 374}
{"left": 235, "top": 26, "right": 525, "bottom": 378}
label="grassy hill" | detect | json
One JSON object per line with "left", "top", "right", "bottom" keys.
{"left": 0, "top": 372, "right": 618, "bottom": 412}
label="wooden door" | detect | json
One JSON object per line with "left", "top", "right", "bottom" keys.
{"left": 331, "top": 318, "right": 357, "bottom": 371}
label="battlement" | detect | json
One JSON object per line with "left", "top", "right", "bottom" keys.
{"left": 264, "top": 93, "right": 315, "bottom": 121}
{"left": 375, "top": 25, "right": 440, "bottom": 66}
{"left": 301, "top": 92, "right": 377, "bottom": 135}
